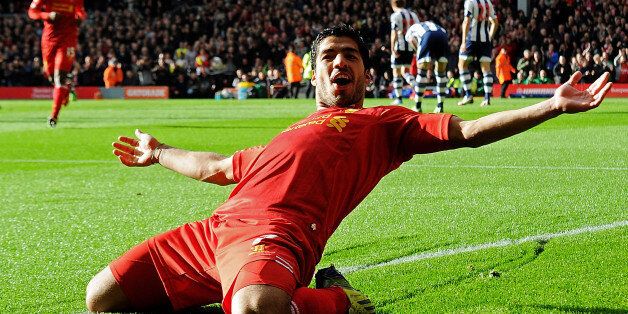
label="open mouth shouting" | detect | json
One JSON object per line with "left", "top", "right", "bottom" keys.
{"left": 331, "top": 71, "right": 353, "bottom": 91}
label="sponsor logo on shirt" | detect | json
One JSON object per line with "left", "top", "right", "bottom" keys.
{"left": 327, "top": 116, "right": 349, "bottom": 132}
{"left": 50, "top": 3, "right": 74, "bottom": 13}
{"left": 282, "top": 113, "right": 332, "bottom": 133}
{"left": 282, "top": 109, "right": 358, "bottom": 134}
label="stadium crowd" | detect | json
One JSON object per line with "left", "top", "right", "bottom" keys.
{"left": 0, "top": 0, "right": 626, "bottom": 98}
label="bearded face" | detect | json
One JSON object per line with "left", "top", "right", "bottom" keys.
{"left": 312, "top": 36, "right": 370, "bottom": 109}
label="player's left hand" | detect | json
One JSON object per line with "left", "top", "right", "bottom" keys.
{"left": 551, "top": 71, "right": 612, "bottom": 114}
{"left": 112, "top": 129, "right": 162, "bottom": 167}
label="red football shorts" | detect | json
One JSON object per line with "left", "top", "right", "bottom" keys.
{"left": 110, "top": 216, "right": 314, "bottom": 312}
{"left": 41, "top": 42, "right": 75, "bottom": 77}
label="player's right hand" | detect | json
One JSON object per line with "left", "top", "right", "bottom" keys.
{"left": 48, "top": 12, "right": 57, "bottom": 21}
{"left": 551, "top": 71, "right": 611, "bottom": 114}
{"left": 112, "top": 129, "right": 162, "bottom": 167}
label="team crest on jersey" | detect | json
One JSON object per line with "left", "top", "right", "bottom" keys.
{"left": 327, "top": 116, "right": 349, "bottom": 132}
{"left": 249, "top": 244, "right": 266, "bottom": 255}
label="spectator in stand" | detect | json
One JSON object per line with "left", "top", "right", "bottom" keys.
{"left": 253, "top": 71, "right": 269, "bottom": 98}
{"left": 495, "top": 48, "right": 516, "bottom": 98}
{"left": 591, "top": 54, "right": 611, "bottom": 80}
{"left": 152, "top": 54, "right": 172, "bottom": 86}
{"left": 103, "top": 59, "right": 123, "bottom": 88}
{"left": 513, "top": 70, "right": 526, "bottom": 84}
{"left": 580, "top": 53, "right": 595, "bottom": 83}
{"left": 123, "top": 69, "right": 140, "bottom": 86}
{"left": 137, "top": 57, "right": 154, "bottom": 86}
{"left": 236, "top": 73, "right": 255, "bottom": 100}
{"left": 379, "top": 70, "right": 393, "bottom": 99}
{"left": 600, "top": 52, "right": 614, "bottom": 78}
{"left": 29, "top": 57, "right": 48, "bottom": 86}
{"left": 523, "top": 70, "right": 537, "bottom": 85}
{"left": 536, "top": 69, "right": 552, "bottom": 84}
{"left": 269, "top": 68, "right": 288, "bottom": 98}
{"left": 614, "top": 48, "right": 628, "bottom": 83}
{"left": 531, "top": 50, "right": 546, "bottom": 74}
{"left": 545, "top": 44, "right": 559, "bottom": 72}
{"left": 171, "top": 73, "right": 188, "bottom": 99}
{"left": 553, "top": 56, "right": 573, "bottom": 83}
{"left": 195, "top": 48, "right": 211, "bottom": 76}
{"left": 517, "top": 50, "right": 532, "bottom": 73}
{"left": 232, "top": 69, "right": 245, "bottom": 88}
{"left": 78, "top": 56, "right": 97, "bottom": 86}
{"left": 365, "top": 68, "right": 378, "bottom": 98}
{"left": 284, "top": 45, "right": 304, "bottom": 99}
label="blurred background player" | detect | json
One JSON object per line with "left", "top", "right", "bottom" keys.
{"left": 457, "top": 0, "right": 498, "bottom": 107}
{"left": 389, "top": 0, "right": 419, "bottom": 105}
{"left": 28, "top": 0, "right": 86, "bottom": 128}
{"left": 405, "top": 20, "right": 449, "bottom": 113}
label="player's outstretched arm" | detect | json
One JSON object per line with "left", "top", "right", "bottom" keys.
{"left": 112, "top": 129, "right": 235, "bottom": 185}
{"left": 448, "top": 71, "right": 612, "bottom": 148}
{"left": 28, "top": 2, "right": 56, "bottom": 21}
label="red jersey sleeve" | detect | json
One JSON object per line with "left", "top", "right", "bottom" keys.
{"left": 406, "top": 113, "right": 453, "bottom": 154}
{"left": 378, "top": 107, "right": 454, "bottom": 161}
{"left": 28, "top": 0, "right": 51, "bottom": 20}
{"left": 231, "top": 146, "right": 266, "bottom": 182}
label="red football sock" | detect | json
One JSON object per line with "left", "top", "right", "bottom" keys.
{"left": 51, "top": 86, "right": 68, "bottom": 119}
{"left": 290, "top": 286, "right": 349, "bottom": 314}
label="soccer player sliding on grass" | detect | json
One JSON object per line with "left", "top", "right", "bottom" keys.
{"left": 88, "top": 24, "right": 612, "bottom": 313}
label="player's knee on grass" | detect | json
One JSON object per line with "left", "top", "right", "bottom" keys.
{"left": 85, "top": 266, "right": 131, "bottom": 312}
{"left": 231, "top": 284, "right": 292, "bottom": 313}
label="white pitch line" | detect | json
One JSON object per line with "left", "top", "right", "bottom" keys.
{"left": 407, "top": 164, "right": 628, "bottom": 171}
{"left": 0, "top": 159, "right": 116, "bottom": 164}
{"left": 338, "top": 220, "right": 628, "bottom": 274}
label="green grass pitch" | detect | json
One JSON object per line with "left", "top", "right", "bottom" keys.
{"left": 0, "top": 97, "right": 626, "bottom": 313}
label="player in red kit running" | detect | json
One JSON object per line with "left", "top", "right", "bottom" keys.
{"left": 86, "top": 25, "right": 612, "bottom": 313}
{"left": 28, "top": 0, "right": 86, "bottom": 128}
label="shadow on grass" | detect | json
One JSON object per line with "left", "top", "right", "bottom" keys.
{"left": 524, "top": 304, "right": 628, "bottom": 313}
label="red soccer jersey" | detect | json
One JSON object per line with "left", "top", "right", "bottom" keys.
{"left": 215, "top": 106, "right": 453, "bottom": 260}
{"left": 28, "top": 0, "right": 86, "bottom": 46}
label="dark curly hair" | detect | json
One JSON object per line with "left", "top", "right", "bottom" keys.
{"left": 311, "top": 24, "right": 371, "bottom": 71}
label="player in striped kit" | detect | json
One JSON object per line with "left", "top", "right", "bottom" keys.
{"left": 405, "top": 20, "right": 449, "bottom": 113}
{"left": 458, "top": 0, "right": 498, "bottom": 107}
{"left": 390, "top": 0, "right": 419, "bottom": 105}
